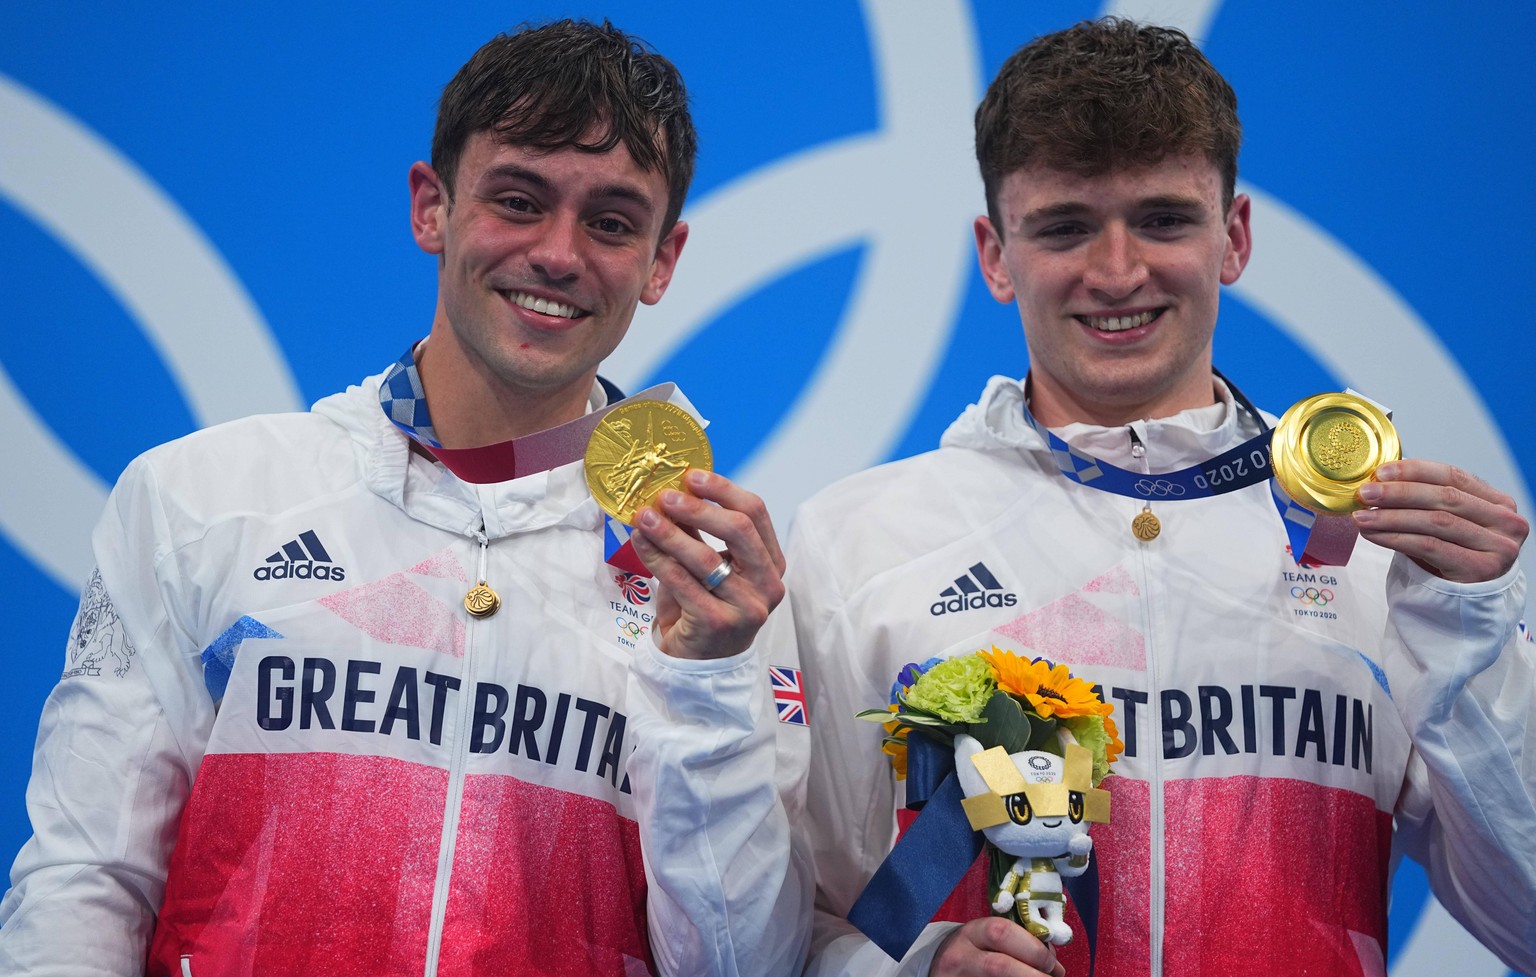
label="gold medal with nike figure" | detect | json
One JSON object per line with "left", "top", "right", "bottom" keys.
{"left": 1271, "top": 392, "right": 1401, "bottom": 513}
{"left": 585, "top": 401, "right": 713, "bottom": 525}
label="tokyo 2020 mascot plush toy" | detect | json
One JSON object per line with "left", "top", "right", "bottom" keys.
{"left": 952, "top": 733, "right": 1109, "bottom": 945}
{"left": 851, "top": 647, "right": 1120, "bottom": 957}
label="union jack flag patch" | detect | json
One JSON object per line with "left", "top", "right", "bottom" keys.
{"left": 770, "top": 665, "right": 809, "bottom": 726}
{"left": 614, "top": 572, "right": 652, "bottom": 605}
{"left": 1520, "top": 620, "right": 1534, "bottom": 643}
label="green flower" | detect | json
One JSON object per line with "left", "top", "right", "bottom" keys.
{"left": 1062, "top": 713, "right": 1122, "bottom": 787}
{"left": 902, "top": 654, "right": 996, "bottom": 723}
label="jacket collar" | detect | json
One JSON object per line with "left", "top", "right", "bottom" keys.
{"left": 941, "top": 373, "right": 1269, "bottom": 471}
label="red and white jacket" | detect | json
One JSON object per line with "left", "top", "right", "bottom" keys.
{"left": 776, "top": 375, "right": 1535, "bottom": 977}
{"left": 0, "top": 371, "right": 811, "bottom": 977}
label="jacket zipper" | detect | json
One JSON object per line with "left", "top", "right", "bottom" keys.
{"left": 1129, "top": 428, "right": 1166, "bottom": 977}
{"left": 421, "top": 524, "right": 490, "bottom": 975}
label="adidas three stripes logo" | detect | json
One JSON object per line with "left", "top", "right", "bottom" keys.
{"left": 253, "top": 530, "right": 347, "bottom": 581}
{"left": 930, "top": 561, "right": 1017, "bottom": 616}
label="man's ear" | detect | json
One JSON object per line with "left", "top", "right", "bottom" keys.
{"left": 641, "top": 220, "right": 689, "bottom": 305}
{"left": 409, "top": 161, "right": 448, "bottom": 256}
{"left": 974, "top": 215, "right": 1015, "bottom": 303}
{"left": 1220, "top": 193, "right": 1253, "bottom": 286}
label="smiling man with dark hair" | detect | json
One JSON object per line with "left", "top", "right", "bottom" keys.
{"left": 783, "top": 17, "right": 1534, "bottom": 977}
{"left": 0, "top": 20, "right": 810, "bottom": 977}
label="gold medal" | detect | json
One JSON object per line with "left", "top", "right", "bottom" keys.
{"left": 1131, "top": 507, "right": 1161, "bottom": 541}
{"left": 464, "top": 582, "right": 500, "bottom": 618}
{"left": 1271, "top": 392, "right": 1400, "bottom": 514}
{"left": 585, "top": 401, "right": 713, "bottom": 525}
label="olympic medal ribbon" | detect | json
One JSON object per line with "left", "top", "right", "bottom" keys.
{"left": 377, "top": 343, "right": 683, "bottom": 576}
{"left": 1021, "top": 373, "right": 1396, "bottom": 568}
{"left": 1020, "top": 402, "right": 1275, "bottom": 502}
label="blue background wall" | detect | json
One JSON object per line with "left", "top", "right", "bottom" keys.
{"left": 1, "top": 2, "right": 1531, "bottom": 972}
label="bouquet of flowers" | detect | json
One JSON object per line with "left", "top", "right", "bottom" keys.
{"left": 857, "top": 646, "right": 1122, "bottom": 947}
{"left": 859, "top": 646, "right": 1121, "bottom": 786}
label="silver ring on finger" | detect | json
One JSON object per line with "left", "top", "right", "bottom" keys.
{"left": 702, "top": 556, "right": 733, "bottom": 591}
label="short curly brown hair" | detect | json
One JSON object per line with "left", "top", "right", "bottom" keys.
{"left": 432, "top": 19, "right": 697, "bottom": 239}
{"left": 975, "top": 18, "right": 1241, "bottom": 235}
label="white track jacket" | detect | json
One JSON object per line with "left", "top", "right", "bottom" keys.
{"left": 780, "top": 375, "right": 1535, "bottom": 977}
{"left": 0, "top": 371, "right": 812, "bottom": 977}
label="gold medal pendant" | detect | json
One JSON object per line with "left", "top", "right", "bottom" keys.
{"left": 1131, "top": 506, "right": 1161, "bottom": 542}
{"left": 585, "top": 401, "right": 713, "bottom": 525}
{"left": 1271, "top": 393, "right": 1401, "bottom": 513}
{"left": 464, "top": 581, "right": 500, "bottom": 619}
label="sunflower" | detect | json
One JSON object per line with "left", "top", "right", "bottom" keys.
{"left": 1102, "top": 713, "right": 1124, "bottom": 764}
{"left": 980, "top": 647, "right": 1110, "bottom": 720}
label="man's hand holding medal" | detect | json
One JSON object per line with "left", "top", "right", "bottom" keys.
{"left": 586, "top": 401, "right": 786, "bottom": 661}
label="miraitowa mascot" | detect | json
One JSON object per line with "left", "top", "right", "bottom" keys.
{"left": 953, "top": 733, "right": 1111, "bottom": 945}
{"left": 847, "top": 650, "right": 1120, "bottom": 960}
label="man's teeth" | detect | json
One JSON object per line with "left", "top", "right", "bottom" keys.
{"left": 1085, "top": 310, "right": 1157, "bottom": 332}
{"left": 509, "top": 291, "right": 582, "bottom": 319}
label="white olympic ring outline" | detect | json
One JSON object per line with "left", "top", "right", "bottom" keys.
{"left": 0, "top": 75, "right": 302, "bottom": 590}
{"left": 1135, "top": 479, "right": 1188, "bottom": 498}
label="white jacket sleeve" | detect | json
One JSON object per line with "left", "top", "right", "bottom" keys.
{"left": 625, "top": 635, "right": 813, "bottom": 977}
{"left": 0, "top": 457, "right": 210, "bottom": 975}
{"left": 1386, "top": 555, "right": 1536, "bottom": 971}
{"left": 778, "top": 509, "right": 960, "bottom": 977}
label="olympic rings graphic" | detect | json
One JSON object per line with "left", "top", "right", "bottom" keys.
{"left": 1134, "top": 479, "right": 1187, "bottom": 498}
{"left": 616, "top": 617, "right": 648, "bottom": 638}
{"left": 1290, "top": 586, "right": 1334, "bottom": 606}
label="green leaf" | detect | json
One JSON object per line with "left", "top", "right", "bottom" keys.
{"left": 1024, "top": 714, "right": 1060, "bottom": 754}
{"left": 973, "top": 691, "right": 1035, "bottom": 754}
{"left": 894, "top": 711, "right": 963, "bottom": 729}
{"left": 855, "top": 708, "right": 896, "bottom": 722}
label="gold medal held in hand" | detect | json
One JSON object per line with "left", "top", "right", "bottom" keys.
{"left": 1271, "top": 392, "right": 1400, "bottom": 514}
{"left": 585, "top": 401, "right": 713, "bottom": 526}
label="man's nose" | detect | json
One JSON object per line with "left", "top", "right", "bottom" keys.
{"left": 529, "top": 215, "right": 583, "bottom": 282}
{"left": 1081, "top": 224, "right": 1148, "bottom": 299}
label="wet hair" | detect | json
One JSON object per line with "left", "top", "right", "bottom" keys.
{"left": 431, "top": 19, "right": 697, "bottom": 238}
{"left": 975, "top": 17, "right": 1241, "bottom": 234}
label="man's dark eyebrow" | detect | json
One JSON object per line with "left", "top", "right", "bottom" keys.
{"left": 481, "top": 162, "right": 551, "bottom": 191}
{"left": 590, "top": 182, "right": 658, "bottom": 215}
{"left": 1018, "top": 194, "right": 1210, "bottom": 231}
{"left": 1138, "top": 194, "right": 1207, "bottom": 212}
{"left": 1019, "top": 201, "right": 1090, "bottom": 228}
{"left": 478, "top": 163, "right": 657, "bottom": 214}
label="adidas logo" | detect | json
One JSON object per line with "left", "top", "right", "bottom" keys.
{"left": 930, "top": 562, "right": 1016, "bottom": 616}
{"left": 253, "top": 530, "right": 346, "bottom": 582}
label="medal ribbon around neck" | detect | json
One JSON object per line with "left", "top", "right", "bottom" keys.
{"left": 1021, "top": 371, "right": 1361, "bottom": 567}
{"left": 378, "top": 344, "right": 672, "bottom": 577}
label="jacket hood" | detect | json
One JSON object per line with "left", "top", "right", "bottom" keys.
{"left": 940, "top": 373, "right": 1272, "bottom": 472}
{"left": 309, "top": 367, "right": 705, "bottom": 542}
{"left": 309, "top": 369, "right": 607, "bottom": 541}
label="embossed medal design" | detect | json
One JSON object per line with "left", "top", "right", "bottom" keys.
{"left": 585, "top": 401, "right": 713, "bottom": 525}
{"left": 1271, "top": 393, "right": 1401, "bottom": 513}
{"left": 1131, "top": 507, "right": 1161, "bottom": 541}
